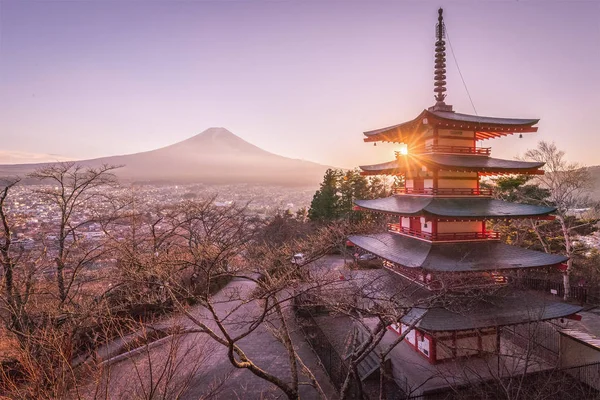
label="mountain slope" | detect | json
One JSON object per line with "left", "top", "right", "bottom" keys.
{"left": 0, "top": 128, "right": 331, "bottom": 186}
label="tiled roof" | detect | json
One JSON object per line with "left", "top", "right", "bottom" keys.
{"left": 401, "top": 295, "right": 582, "bottom": 331}
{"left": 354, "top": 196, "right": 556, "bottom": 218}
{"left": 363, "top": 109, "right": 539, "bottom": 143}
{"left": 430, "top": 110, "right": 539, "bottom": 126}
{"left": 347, "top": 233, "right": 568, "bottom": 272}
{"left": 359, "top": 155, "right": 544, "bottom": 174}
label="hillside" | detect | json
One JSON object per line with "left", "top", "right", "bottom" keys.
{"left": 0, "top": 128, "right": 332, "bottom": 186}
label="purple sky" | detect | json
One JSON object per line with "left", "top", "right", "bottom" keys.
{"left": 1, "top": 1, "right": 599, "bottom": 168}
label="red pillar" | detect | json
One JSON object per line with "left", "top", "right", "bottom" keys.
{"left": 429, "top": 333, "right": 437, "bottom": 364}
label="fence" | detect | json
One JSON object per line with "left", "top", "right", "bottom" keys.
{"left": 562, "top": 361, "right": 600, "bottom": 392}
{"left": 501, "top": 321, "right": 560, "bottom": 363}
{"left": 514, "top": 276, "right": 596, "bottom": 306}
{"left": 292, "top": 295, "right": 363, "bottom": 399}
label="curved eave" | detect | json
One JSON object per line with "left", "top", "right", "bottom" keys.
{"left": 354, "top": 196, "right": 557, "bottom": 219}
{"left": 363, "top": 109, "right": 539, "bottom": 143}
{"left": 363, "top": 110, "right": 427, "bottom": 143}
{"left": 403, "top": 299, "right": 582, "bottom": 332}
{"left": 348, "top": 233, "right": 569, "bottom": 272}
{"left": 359, "top": 156, "right": 545, "bottom": 176}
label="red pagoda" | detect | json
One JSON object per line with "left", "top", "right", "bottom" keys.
{"left": 347, "top": 8, "right": 582, "bottom": 365}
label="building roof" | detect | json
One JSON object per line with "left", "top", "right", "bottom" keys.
{"left": 360, "top": 154, "right": 544, "bottom": 176}
{"left": 354, "top": 196, "right": 556, "bottom": 218}
{"left": 347, "top": 233, "right": 568, "bottom": 272}
{"left": 559, "top": 329, "right": 600, "bottom": 351}
{"left": 431, "top": 110, "right": 539, "bottom": 126}
{"left": 401, "top": 294, "right": 582, "bottom": 332}
{"left": 363, "top": 109, "right": 539, "bottom": 143}
{"left": 355, "top": 270, "right": 581, "bottom": 332}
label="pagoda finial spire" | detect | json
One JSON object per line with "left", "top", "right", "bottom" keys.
{"left": 432, "top": 8, "right": 452, "bottom": 111}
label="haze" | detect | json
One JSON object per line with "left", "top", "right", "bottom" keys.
{"left": 1, "top": 1, "right": 598, "bottom": 168}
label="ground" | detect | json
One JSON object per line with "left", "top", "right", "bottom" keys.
{"left": 77, "top": 270, "right": 340, "bottom": 399}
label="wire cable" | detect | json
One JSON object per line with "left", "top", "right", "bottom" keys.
{"left": 445, "top": 25, "right": 478, "bottom": 115}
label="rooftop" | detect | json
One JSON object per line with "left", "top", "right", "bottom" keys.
{"left": 363, "top": 109, "right": 539, "bottom": 143}
{"left": 359, "top": 154, "right": 545, "bottom": 176}
{"left": 354, "top": 196, "right": 555, "bottom": 218}
{"left": 402, "top": 295, "right": 582, "bottom": 332}
{"left": 347, "top": 232, "right": 568, "bottom": 272}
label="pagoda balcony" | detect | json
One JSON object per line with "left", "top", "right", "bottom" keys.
{"left": 413, "top": 144, "right": 491, "bottom": 156}
{"left": 392, "top": 187, "right": 493, "bottom": 197}
{"left": 387, "top": 223, "right": 501, "bottom": 242}
{"left": 382, "top": 261, "right": 507, "bottom": 291}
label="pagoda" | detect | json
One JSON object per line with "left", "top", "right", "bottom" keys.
{"left": 347, "top": 8, "right": 582, "bottom": 365}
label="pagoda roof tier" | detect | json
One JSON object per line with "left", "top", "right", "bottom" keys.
{"left": 402, "top": 294, "right": 582, "bottom": 332}
{"left": 354, "top": 196, "right": 556, "bottom": 218}
{"left": 350, "top": 270, "right": 581, "bottom": 332}
{"left": 347, "top": 233, "right": 568, "bottom": 272}
{"left": 363, "top": 109, "right": 539, "bottom": 143}
{"left": 360, "top": 154, "right": 545, "bottom": 176}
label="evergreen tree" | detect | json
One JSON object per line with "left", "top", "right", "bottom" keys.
{"left": 391, "top": 175, "right": 405, "bottom": 194}
{"left": 338, "top": 169, "right": 371, "bottom": 221}
{"left": 368, "top": 176, "right": 389, "bottom": 199}
{"left": 308, "top": 169, "right": 341, "bottom": 222}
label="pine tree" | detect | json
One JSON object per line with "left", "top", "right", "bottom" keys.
{"left": 308, "top": 169, "right": 341, "bottom": 222}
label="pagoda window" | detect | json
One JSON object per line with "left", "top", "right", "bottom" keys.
{"left": 401, "top": 217, "right": 411, "bottom": 229}
{"left": 406, "top": 179, "right": 414, "bottom": 190}
{"left": 417, "top": 331, "right": 432, "bottom": 358}
{"left": 421, "top": 217, "right": 433, "bottom": 234}
{"left": 401, "top": 324, "right": 417, "bottom": 346}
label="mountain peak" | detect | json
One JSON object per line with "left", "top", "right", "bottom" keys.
{"left": 199, "top": 127, "right": 235, "bottom": 137}
{"left": 0, "top": 127, "right": 333, "bottom": 186}
{"left": 171, "top": 127, "right": 268, "bottom": 156}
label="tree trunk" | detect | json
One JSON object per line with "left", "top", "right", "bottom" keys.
{"left": 558, "top": 216, "right": 572, "bottom": 301}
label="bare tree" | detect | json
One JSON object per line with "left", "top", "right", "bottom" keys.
{"left": 147, "top": 203, "right": 347, "bottom": 399}
{"left": 0, "top": 177, "right": 29, "bottom": 336}
{"left": 28, "top": 163, "right": 121, "bottom": 306}
{"left": 523, "top": 142, "right": 595, "bottom": 299}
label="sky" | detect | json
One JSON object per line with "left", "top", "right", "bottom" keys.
{"left": 1, "top": 0, "right": 599, "bottom": 169}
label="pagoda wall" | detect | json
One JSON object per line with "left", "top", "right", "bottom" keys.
{"left": 434, "top": 328, "right": 497, "bottom": 363}
{"left": 391, "top": 324, "right": 498, "bottom": 364}
{"left": 438, "top": 129, "right": 476, "bottom": 141}
{"left": 398, "top": 218, "right": 483, "bottom": 235}
{"left": 437, "top": 221, "right": 482, "bottom": 233}
{"left": 407, "top": 173, "right": 478, "bottom": 190}
{"left": 424, "top": 129, "right": 476, "bottom": 148}
{"left": 437, "top": 171, "right": 478, "bottom": 190}
{"left": 399, "top": 217, "right": 433, "bottom": 233}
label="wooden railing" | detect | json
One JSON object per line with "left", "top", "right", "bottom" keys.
{"left": 393, "top": 187, "right": 493, "bottom": 196}
{"left": 382, "top": 261, "right": 507, "bottom": 291}
{"left": 388, "top": 223, "right": 500, "bottom": 241}
{"left": 418, "top": 144, "right": 491, "bottom": 155}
